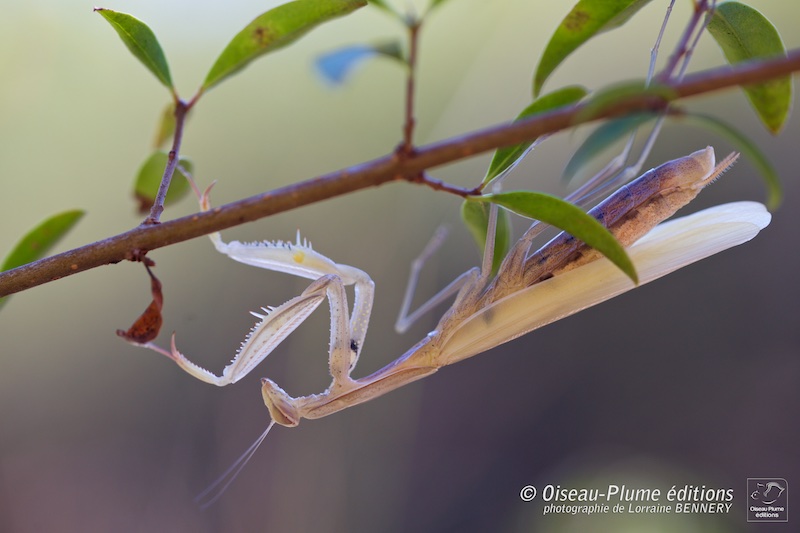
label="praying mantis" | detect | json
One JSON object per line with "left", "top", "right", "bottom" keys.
{"left": 135, "top": 146, "right": 769, "bottom": 432}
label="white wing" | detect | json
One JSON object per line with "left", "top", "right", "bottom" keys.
{"left": 439, "top": 201, "right": 770, "bottom": 364}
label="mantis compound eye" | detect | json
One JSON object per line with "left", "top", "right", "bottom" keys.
{"left": 261, "top": 378, "right": 301, "bottom": 427}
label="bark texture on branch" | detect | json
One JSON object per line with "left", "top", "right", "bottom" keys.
{"left": 1, "top": 49, "right": 799, "bottom": 298}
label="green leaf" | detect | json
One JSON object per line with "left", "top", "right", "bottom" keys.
{"left": 483, "top": 85, "right": 588, "bottom": 185}
{"left": 533, "top": 0, "right": 653, "bottom": 97}
{"left": 315, "top": 41, "right": 404, "bottom": 84}
{"left": 367, "top": 0, "right": 395, "bottom": 13}
{"left": 473, "top": 191, "right": 637, "bottom": 283}
{"left": 133, "top": 152, "right": 194, "bottom": 214}
{"left": 460, "top": 201, "right": 512, "bottom": 275}
{"left": 429, "top": 0, "right": 453, "bottom": 11}
{"left": 1, "top": 210, "right": 85, "bottom": 309}
{"left": 707, "top": 2, "right": 792, "bottom": 134}
{"left": 152, "top": 102, "right": 176, "bottom": 149}
{"left": 366, "top": 0, "right": 403, "bottom": 20}
{"left": 576, "top": 80, "right": 676, "bottom": 123}
{"left": 562, "top": 113, "right": 656, "bottom": 183}
{"left": 94, "top": 8, "right": 173, "bottom": 90}
{"left": 202, "top": 0, "right": 367, "bottom": 92}
{"left": 1, "top": 211, "right": 85, "bottom": 272}
{"left": 680, "top": 112, "right": 782, "bottom": 210}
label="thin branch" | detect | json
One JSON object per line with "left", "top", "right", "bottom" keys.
{"left": 145, "top": 99, "right": 190, "bottom": 224}
{"left": 658, "top": 0, "right": 709, "bottom": 81}
{"left": 400, "top": 19, "right": 421, "bottom": 154}
{"left": 1, "top": 49, "right": 799, "bottom": 298}
{"left": 674, "top": 0, "right": 717, "bottom": 81}
{"left": 416, "top": 172, "right": 481, "bottom": 196}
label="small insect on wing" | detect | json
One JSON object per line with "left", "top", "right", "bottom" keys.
{"left": 439, "top": 202, "right": 770, "bottom": 364}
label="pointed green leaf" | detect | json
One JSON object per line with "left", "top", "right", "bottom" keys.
{"left": 460, "top": 201, "right": 512, "bottom": 275}
{"left": 474, "top": 191, "right": 637, "bottom": 283}
{"left": 202, "top": 0, "right": 367, "bottom": 92}
{"left": 1, "top": 211, "right": 85, "bottom": 272}
{"left": 152, "top": 103, "right": 193, "bottom": 149}
{"left": 133, "top": 152, "right": 194, "bottom": 214}
{"left": 577, "top": 80, "right": 675, "bottom": 123}
{"left": 707, "top": 2, "right": 792, "bottom": 134}
{"left": 533, "top": 0, "right": 653, "bottom": 96}
{"left": 366, "top": 0, "right": 403, "bottom": 20}
{"left": 562, "top": 113, "right": 656, "bottom": 183}
{"left": 429, "top": 0, "right": 453, "bottom": 11}
{"left": 1, "top": 210, "right": 85, "bottom": 309}
{"left": 680, "top": 112, "right": 782, "bottom": 210}
{"left": 152, "top": 102, "right": 176, "bottom": 149}
{"left": 371, "top": 40, "right": 405, "bottom": 62}
{"left": 94, "top": 8, "right": 173, "bottom": 90}
{"left": 316, "top": 41, "right": 404, "bottom": 84}
{"left": 367, "top": 0, "right": 394, "bottom": 13}
{"left": 483, "top": 85, "right": 588, "bottom": 185}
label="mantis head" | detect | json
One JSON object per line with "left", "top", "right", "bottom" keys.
{"left": 261, "top": 378, "right": 302, "bottom": 427}
{"left": 659, "top": 146, "right": 738, "bottom": 192}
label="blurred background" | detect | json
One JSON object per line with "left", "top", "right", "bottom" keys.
{"left": 0, "top": 1, "right": 798, "bottom": 531}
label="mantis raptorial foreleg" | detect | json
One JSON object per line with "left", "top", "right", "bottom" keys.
{"left": 134, "top": 147, "right": 769, "bottom": 432}
{"left": 140, "top": 184, "right": 374, "bottom": 391}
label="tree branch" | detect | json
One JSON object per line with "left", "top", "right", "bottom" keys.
{"left": 144, "top": 99, "right": 190, "bottom": 224}
{"left": 2, "top": 48, "right": 799, "bottom": 298}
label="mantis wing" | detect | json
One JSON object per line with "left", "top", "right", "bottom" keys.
{"left": 439, "top": 201, "right": 771, "bottom": 363}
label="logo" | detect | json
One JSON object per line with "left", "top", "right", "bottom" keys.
{"left": 747, "top": 478, "right": 788, "bottom": 522}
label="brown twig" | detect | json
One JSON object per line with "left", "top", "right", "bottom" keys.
{"left": 1, "top": 49, "right": 799, "bottom": 298}
{"left": 400, "top": 18, "right": 421, "bottom": 155}
{"left": 416, "top": 172, "right": 482, "bottom": 196}
{"left": 658, "top": 0, "right": 711, "bottom": 82}
{"left": 144, "top": 99, "right": 191, "bottom": 224}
